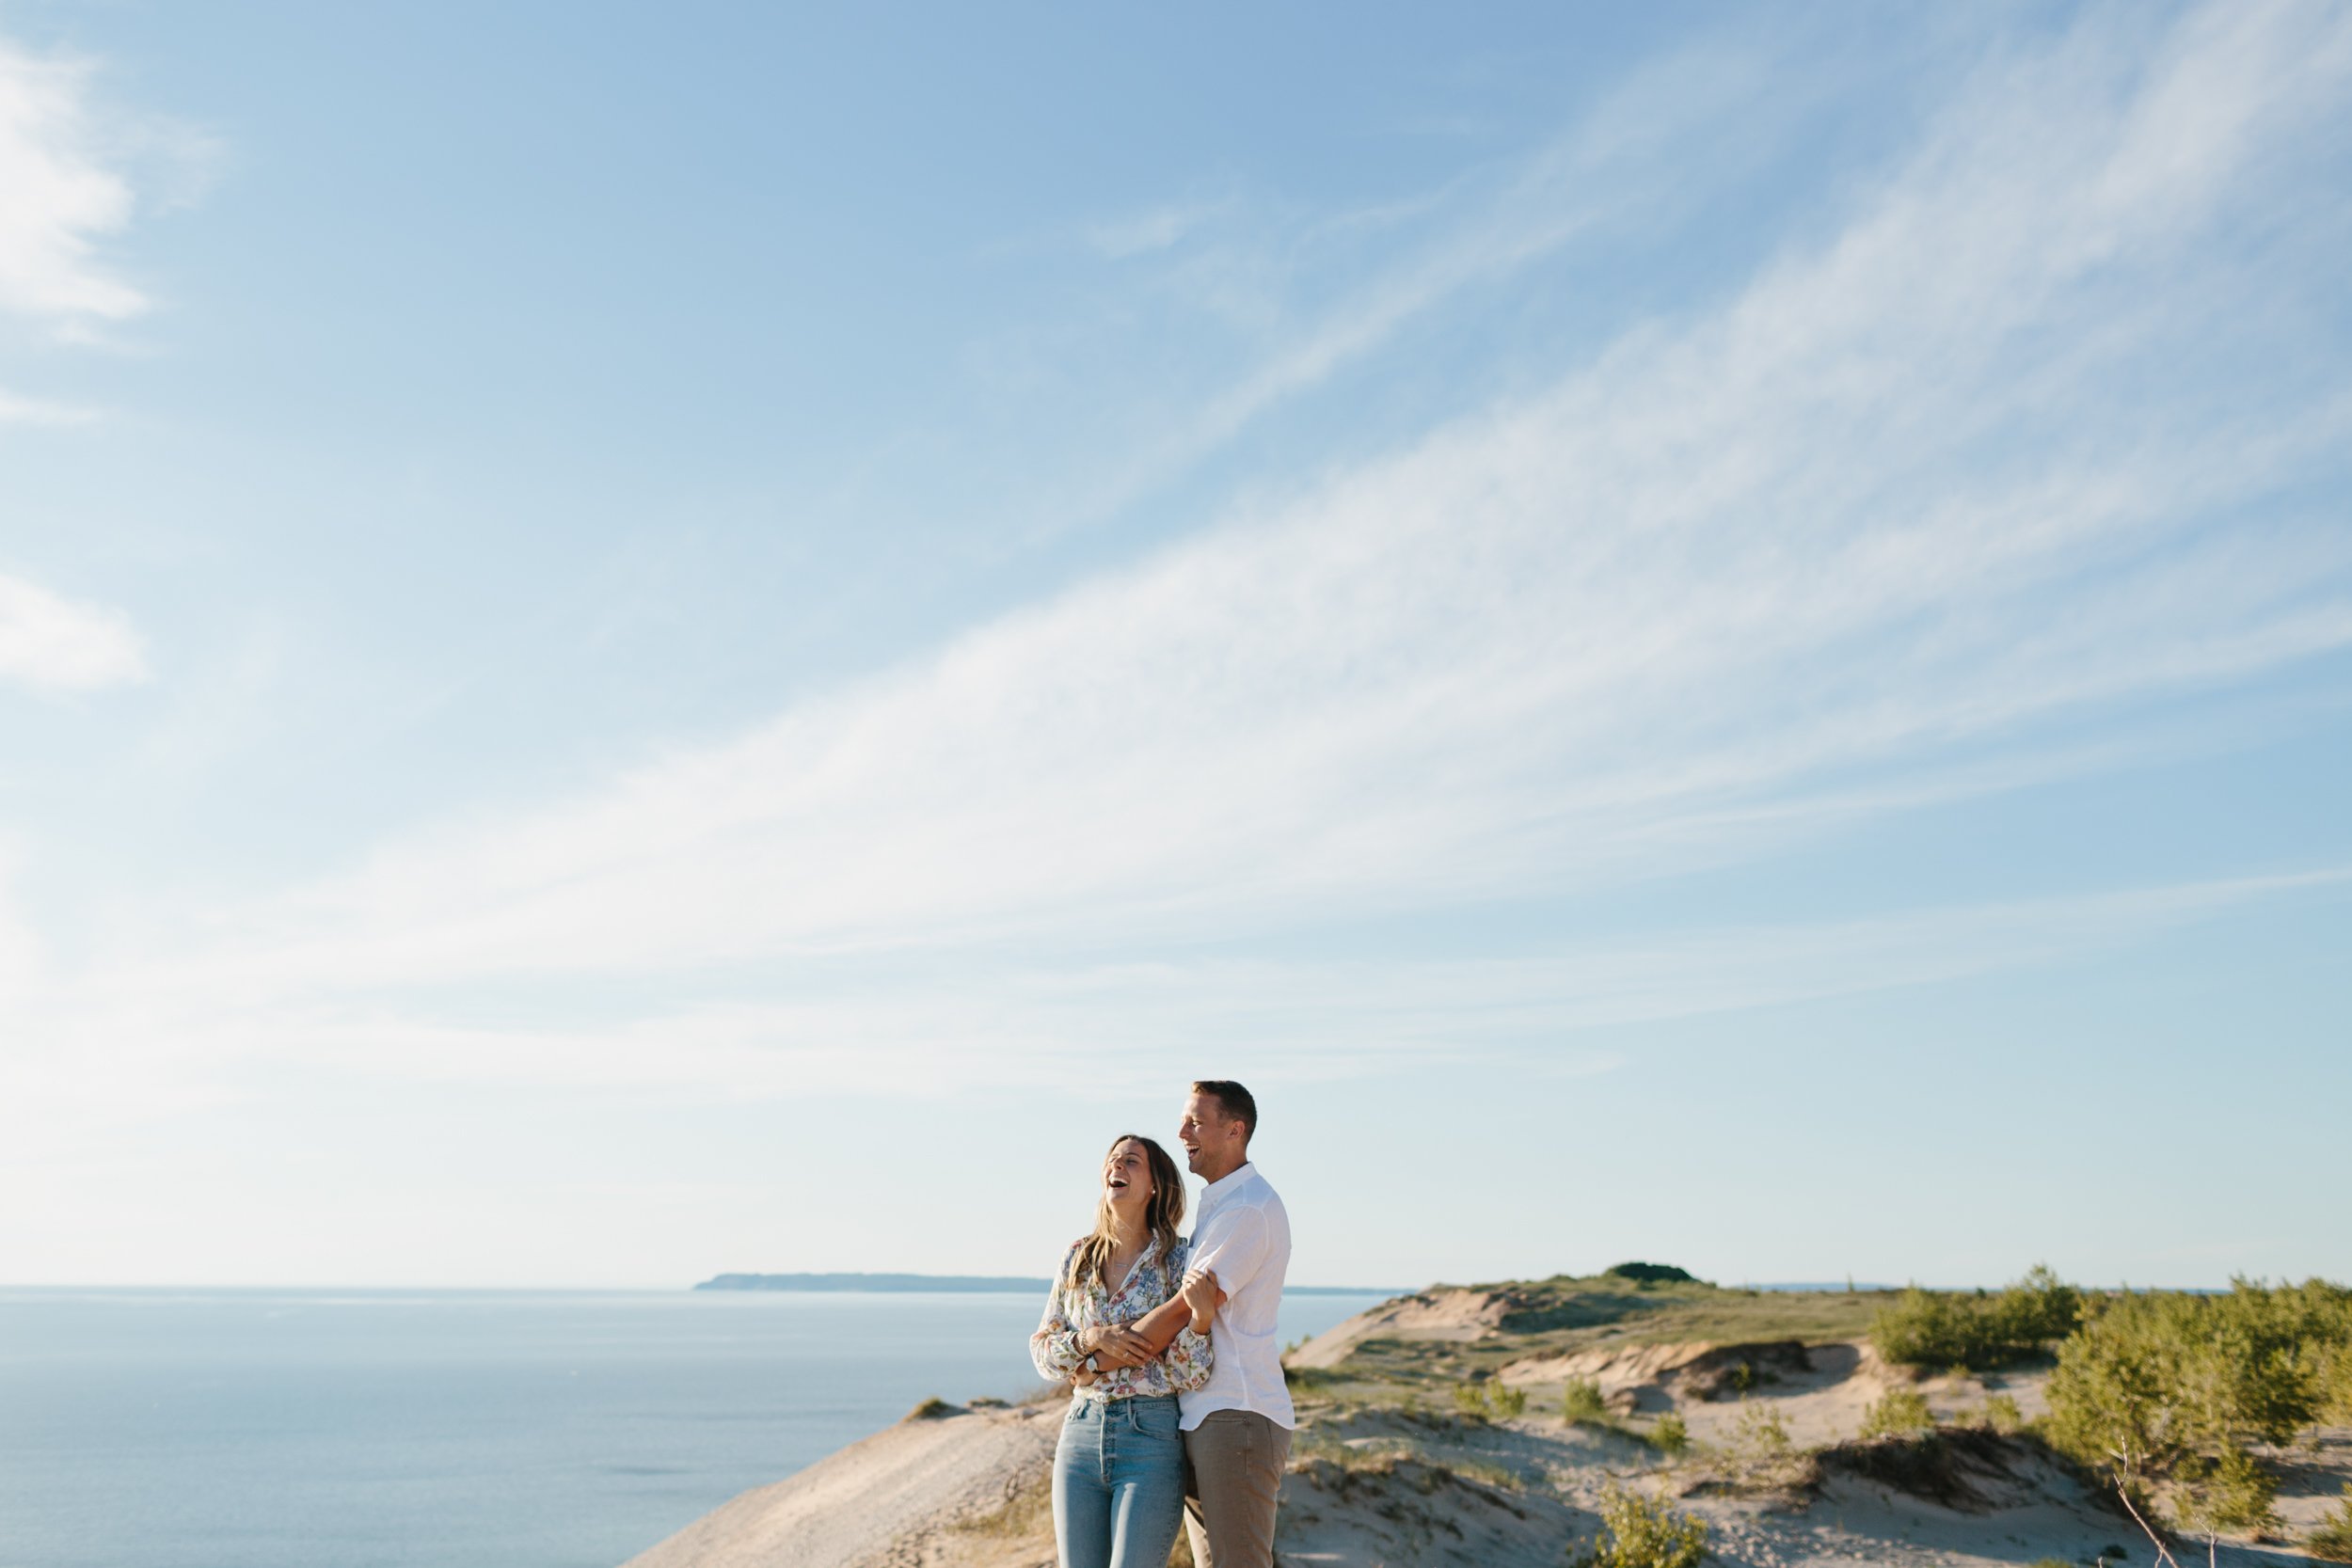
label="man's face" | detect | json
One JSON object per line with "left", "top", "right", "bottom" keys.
{"left": 1178, "top": 1090, "right": 1241, "bottom": 1177}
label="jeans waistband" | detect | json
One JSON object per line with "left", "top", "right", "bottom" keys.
{"left": 1069, "top": 1392, "right": 1179, "bottom": 1413}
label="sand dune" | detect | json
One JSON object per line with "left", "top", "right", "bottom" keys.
{"left": 620, "top": 1403, "right": 1056, "bottom": 1568}
{"left": 1287, "top": 1287, "right": 1518, "bottom": 1369}
{"left": 622, "top": 1292, "right": 2349, "bottom": 1568}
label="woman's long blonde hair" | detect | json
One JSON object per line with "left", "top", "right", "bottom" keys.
{"left": 1069, "top": 1134, "right": 1186, "bottom": 1290}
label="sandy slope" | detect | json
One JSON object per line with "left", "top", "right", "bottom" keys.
{"left": 620, "top": 1403, "right": 1057, "bottom": 1568}
{"left": 619, "top": 1327, "right": 2349, "bottom": 1568}
{"left": 1287, "top": 1289, "right": 1514, "bottom": 1369}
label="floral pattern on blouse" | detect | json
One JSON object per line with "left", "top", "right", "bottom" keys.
{"left": 1030, "top": 1236, "right": 1214, "bottom": 1402}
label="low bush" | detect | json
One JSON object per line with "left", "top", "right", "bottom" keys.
{"left": 1451, "top": 1379, "right": 1528, "bottom": 1419}
{"left": 1651, "top": 1412, "right": 1690, "bottom": 1456}
{"left": 2044, "top": 1276, "right": 2352, "bottom": 1532}
{"left": 2306, "top": 1485, "right": 2352, "bottom": 1563}
{"left": 1859, "top": 1387, "right": 1934, "bottom": 1439}
{"left": 1572, "top": 1484, "right": 1708, "bottom": 1568}
{"left": 2319, "top": 1322, "right": 2352, "bottom": 1426}
{"left": 2175, "top": 1446, "right": 2280, "bottom": 1534}
{"left": 1562, "top": 1377, "right": 1610, "bottom": 1423}
{"left": 1871, "top": 1265, "right": 2081, "bottom": 1371}
{"left": 1734, "top": 1399, "right": 1790, "bottom": 1457}
{"left": 1606, "top": 1262, "right": 1701, "bottom": 1285}
{"left": 1447, "top": 1455, "right": 1528, "bottom": 1492}
{"left": 1979, "top": 1392, "right": 2022, "bottom": 1433}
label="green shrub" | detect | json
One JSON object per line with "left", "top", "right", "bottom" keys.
{"left": 1979, "top": 1392, "right": 2022, "bottom": 1433}
{"left": 1871, "top": 1264, "right": 2083, "bottom": 1371}
{"left": 1453, "top": 1378, "right": 1529, "bottom": 1419}
{"left": 902, "top": 1396, "right": 955, "bottom": 1421}
{"left": 2306, "top": 1486, "right": 2352, "bottom": 1563}
{"left": 1994, "top": 1265, "right": 2083, "bottom": 1347}
{"left": 1734, "top": 1399, "right": 1789, "bottom": 1457}
{"left": 2326, "top": 1348, "right": 2352, "bottom": 1426}
{"left": 1859, "top": 1387, "right": 1934, "bottom": 1439}
{"left": 1651, "top": 1412, "right": 1690, "bottom": 1456}
{"left": 1606, "top": 1262, "right": 1700, "bottom": 1285}
{"left": 1572, "top": 1484, "right": 1708, "bottom": 1568}
{"left": 2176, "top": 1447, "right": 2279, "bottom": 1534}
{"left": 2044, "top": 1276, "right": 2352, "bottom": 1530}
{"left": 1562, "top": 1377, "right": 1610, "bottom": 1423}
{"left": 1872, "top": 1288, "right": 1984, "bottom": 1369}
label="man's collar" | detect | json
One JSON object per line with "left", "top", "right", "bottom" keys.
{"left": 1200, "top": 1160, "right": 1256, "bottom": 1201}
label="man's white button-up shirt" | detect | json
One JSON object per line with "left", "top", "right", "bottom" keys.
{"left": 1178, "top": 1160, "right": 1295, "bottom": 1432}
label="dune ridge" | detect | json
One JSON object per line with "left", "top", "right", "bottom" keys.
{"left": 622, "top": 1275, "right": 2351, "bottom": 1568}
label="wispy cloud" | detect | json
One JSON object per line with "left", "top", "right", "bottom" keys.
{"left": 0, "top": 388, "right": 94, "bottom": 425}
{"left": 0, "top": 37, "right": 150, "bottom": 327}
{"left": 151, "top": 0, "right": 2344, "bottom": 985}
{"left": 5, "top": 865, "right": 2341, "bottom": 1174}
{"left": 1043, "top": 35, "right": 1814, "bottom": 536}
{"left": 1084, "top": 197, "right": 1232, "bottom": 260}
{"left": 0, "top": 28, "right": 210, "bottom": 421}
{"left": 0, "top": 571, "right": 148, "bottom": 692}
{"left": 6, "top": 0, "right": 2350, "bottom": 1134}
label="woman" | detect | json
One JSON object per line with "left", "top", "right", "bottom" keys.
{"left": 1030, "top": 1134, "right": 1220, "bottom": 1568}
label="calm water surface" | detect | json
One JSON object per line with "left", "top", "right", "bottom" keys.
{"left": 0, "top": 1288, "right": 1389, "bottom": 1568}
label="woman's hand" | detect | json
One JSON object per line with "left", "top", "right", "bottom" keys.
{"left": 1073, "top": 1323, "right": 1149, "bottom": 1367}
{"left": 1181, "top": 1268, "right": 1221, "bottom": 1329}
{"left": 1091, "top": 1325, "right": 1153, "bottom": 1369}
{"left": 1077, "top": 1325, "right": 1146, "bottom": 1359}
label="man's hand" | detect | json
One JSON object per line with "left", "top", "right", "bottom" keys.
{"left": 1181, "top": 1268, "right": 1222, "bottom": 1327}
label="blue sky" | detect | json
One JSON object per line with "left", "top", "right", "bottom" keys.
{"left": 1, "top": 1, "right": 2347, "bottom": 1290}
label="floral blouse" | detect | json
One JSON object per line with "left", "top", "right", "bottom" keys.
{"left": 1030, "top": 1236, "right": 1215, "bottom": 1402}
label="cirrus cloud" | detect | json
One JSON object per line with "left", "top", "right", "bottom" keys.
{"left": 0, "top": 571, "right": 148, "bottom": 692}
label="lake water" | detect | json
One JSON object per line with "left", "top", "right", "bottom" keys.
{"left": 0, "top": 1288, "right": 1391, "bottom": 1568}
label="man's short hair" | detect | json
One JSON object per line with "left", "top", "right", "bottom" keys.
{"left": 1191, "top": 1079, "right": 1257, "bottom": 1143}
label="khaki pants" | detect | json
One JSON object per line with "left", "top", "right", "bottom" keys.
{"left": 1181, "top": 1410, "right": 1291, "bottom": 1568}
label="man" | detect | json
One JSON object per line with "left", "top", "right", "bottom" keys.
{"left": 1173, "top": 1079, "right": 1292, "bottom": 1568}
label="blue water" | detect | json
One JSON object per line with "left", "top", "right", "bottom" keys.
{"left": 0, "top": 1288, "right": 1390, "bottom": 1568}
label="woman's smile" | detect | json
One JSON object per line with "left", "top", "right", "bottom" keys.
{"left": 1103, "top": 1141, "right": 1151, "bottom": 1205}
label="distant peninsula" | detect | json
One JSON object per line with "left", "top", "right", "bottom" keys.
{"left": 692, "top": 1272, "right": 1401, "bottom": 1296}
{"left": 695, "top": 1273, "right": 1050, "bottom": 1293}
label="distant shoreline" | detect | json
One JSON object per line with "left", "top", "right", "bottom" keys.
{"left": 691, "top": 1273, "right": 1405, "bottom": 1296}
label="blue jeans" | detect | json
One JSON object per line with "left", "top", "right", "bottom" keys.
{"left": 1052, "top": 1394, "right": 1185, "bottom": 1568}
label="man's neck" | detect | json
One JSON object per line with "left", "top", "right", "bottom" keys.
{"left": 1196, "top": 1152, "right": 1248, "bottom": 1186}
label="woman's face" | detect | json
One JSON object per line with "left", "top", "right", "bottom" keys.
{"left": 1102, "top": 1139, "right": 1153, "bottom": 1216}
